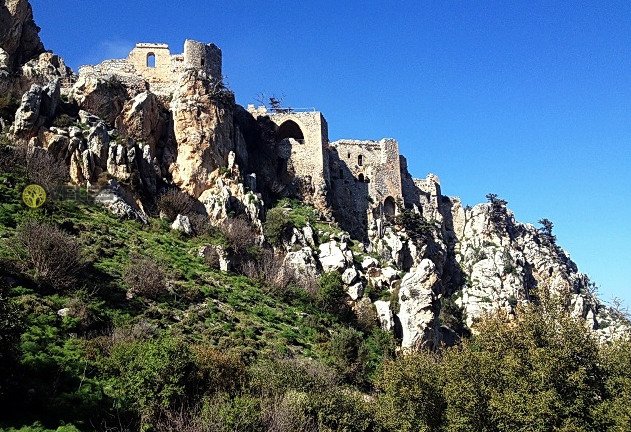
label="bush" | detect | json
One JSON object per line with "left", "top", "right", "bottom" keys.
{"left": 394, "top": 208, "right": 433, "bottom": 241}
{"left": 158, "top": 188, "right": 197, "bottom": 221}
{"left": 241, "top": 249, "right": 299, "bottom": 295}
{"left": 316, "top": 272, "right": 347, "bottom": 315}
{"left": 191, "top": 345, "right": 247, "bottom": 397}
{"left": 123, "top": 255, "right": 167, "bottom": 299}
{"left": 101, "top": 336, "right": 195, "bottom": 427}
{"left": 51, "top": 114, "right": 76, "bottom": 128}
{"left": 201, "top": 393, "right": 263, "bottom": 432}
{"left": 26, "top": 149, "right": 68, "bottom": 194}
{"left": 263, "top": 200, "right": 317, "bottom": 246}
{"left": 221, "top": 217, "right": 258, "bottom": 255}
{"left": 375, "top": 352, "right": 446, "bottom": 432}
{"left": 263, "top": 207, "right": 292, "bottom": 245}
{"left": 14, "top": 220, "right": 82, "bottom": 288}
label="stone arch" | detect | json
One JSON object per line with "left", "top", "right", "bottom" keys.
{"left": 358, "top": 173, "right": 365, "bottom": 182}
{"left": 146, "top": 52, "right": 156, "bottom": 68}
{"left": 277, "top": 120, "right": 304, "bottom": 141}
{"left": 383, "top": 196, "right": 396, "bottom": 218}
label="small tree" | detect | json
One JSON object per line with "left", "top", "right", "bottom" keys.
{"left": 538, "top": 218, "right": 556, "bottom": 242}
{"left": 221, "top": 217, "right": 258, "bottom": 255}
{"left": 14, "top": 220, "right": 82, "bottom": 288}
{"left": 316, "top": 272, "right": 348, "bottom": 316}
{"left": 123, "top": 255, "right": 167, "bottom": 299}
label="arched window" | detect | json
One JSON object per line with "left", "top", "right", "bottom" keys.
{"left": 277, "top": 120, "right": 304, "bottom": 141}
{"left": 146, "top": 53, "right": 156, "bottom": 68}
{"left": 383, "top": 196, "right": 396, "bottom": 218}
{"left": 358, "top": 154, "right": 363, "bottom": 166}
{"left": 201, "top": 58, "right": 206, "bottom": 67}
{"left": 358, "top": 174, "right": 365, "bottom": 182}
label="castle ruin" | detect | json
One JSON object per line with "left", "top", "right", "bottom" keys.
{"left": 80, "top": 39, "right": 442, "bottom": 238}
{"left": 78, "top": 40, "right": 222, "bottom": 95}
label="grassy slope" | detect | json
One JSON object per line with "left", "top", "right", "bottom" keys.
{"left": 0, "top": 171, "right": 348, "bottom": 428}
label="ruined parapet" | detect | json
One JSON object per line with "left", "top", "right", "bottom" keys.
{"left": 330, "top": 139, "right": 403, "bottom": 210}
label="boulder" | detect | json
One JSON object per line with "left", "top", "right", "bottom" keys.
{"left": 171, "top": 214, "right": 193, "bottom": 235}
{"left": 94, "top": 179, "right": 148, "bottom": 223}
{"left": 374, "top": 300, "right": 394, "bottom": 331}
{"left": 318, "top": 241, "right": 347, "bottom": 272}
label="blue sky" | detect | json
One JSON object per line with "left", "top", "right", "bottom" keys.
{"left": 31, "top": 0, "right": 630, "bottom": 306}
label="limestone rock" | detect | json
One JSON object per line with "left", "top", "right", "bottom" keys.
{"left": 115, "top": 91, "right": 164, "bottom": 155}
{"left": 171, "top": 214, "right": 193, "bottom": 235}
{"left": 397, "top": 259, "right": 441, "bottom": 349}
{"left": 342, "top": 267, "right": 358, "bottom": 285}
{"left": 318, "top": 241, "right": 347, "bottom": 273}
{"left": 0, "top": 0, "right": 44, "bottom": 72}
{"left": 361, "top": 256, "right": 379, "bottom": 270}
{"left": 11, "top": 79, "right": 59, "bottom": 139}
{"left": 347, "top": 282, "right": 364, "bottom": 301}
{"left": 71, "top": 74, "right": 138, "bottom": 126}
{"left": 94, "top": 179, "right": 148, "bottom": 223}
{"left": 284, "top": 247, "right": 319, "bottom": 284}
{"left": 169, "top": 69, "right": 235, "bottom": 197}
{"left": 374, "top": 300, "right": 394, "bottom": 331}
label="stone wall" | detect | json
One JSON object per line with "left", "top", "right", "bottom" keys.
{"left": 246, "top": 106, "right": 330, "bottom": 209}
{"left": 329, "top": 138, "right": 403, "bottom": 238}
{"left": 78, "top": 40, "right": 222, "bottom": 95}
{"left": 183, "top": 40, "right": 222, "bottom": 80}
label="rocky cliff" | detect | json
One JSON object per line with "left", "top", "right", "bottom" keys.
{"left": 1, "top": 0, "right": 628, "bottom": 350}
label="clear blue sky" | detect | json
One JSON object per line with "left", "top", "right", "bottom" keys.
{"left": 31, "top": 0, "right": 631, "bottom": 306}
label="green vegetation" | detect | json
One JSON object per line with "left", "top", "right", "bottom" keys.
{"left": 1, "top": 152, "right": 630, "bottom": 431}
{"left": 263, "top": 198, "right": 316, "bottom": 245}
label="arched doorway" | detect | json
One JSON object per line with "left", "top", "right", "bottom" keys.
{"left": 277, "top": 120, "right": 304, "bottom": 141}
{"left": 383, "top": 196, "right": 396, "bottom": 218}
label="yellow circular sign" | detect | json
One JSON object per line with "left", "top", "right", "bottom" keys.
{"left": 22, "top": 184, "right": 47, "bottom": 208}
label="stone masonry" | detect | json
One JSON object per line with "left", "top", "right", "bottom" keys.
{"left": 78, "top": 40, "right": 222, "bottom": 95}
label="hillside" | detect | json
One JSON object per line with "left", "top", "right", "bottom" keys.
{"left": 1, "top": 0, "right": 630, "bottom": 430}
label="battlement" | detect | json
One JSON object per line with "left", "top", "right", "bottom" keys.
{"left": 78, "top": 39, "right": 222, "bottom": 95}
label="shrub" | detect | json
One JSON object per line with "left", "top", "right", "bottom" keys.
{"left": 14, "top": 220, "right": 82, "bottom": 288}
{"left": 221, "top": 217, "right": 258, "bottom": 255}
{"left": 123, "top": 255, "right": 167, "bottom": 299}
{"left": 158, "top": 188, "right": 196, "bottom": 221}
{"left": 316, "top": 272, "right": 347, "bottom": 315}
{"left": 0, "top": 94, "right": 19, "bottom": 122}
{"left": 191, "top": 345, "right": 247, "bottom": 397}
{"left": 241, "top": 249, "right": 299, "bottom": 296}
{"left": 201, "top": 393, "right": 263, "bottom": 432}
{"left": 26, "top": 149, "right": 68, "bottom": 194}
{"left": 101, "top": 336, "right": 195, "bottom": 427}
{"left": 394, "top": 209, "right": 433, "bottom": 241}
{"left": 375, "top": 352, "right": 446, "bottom": 432}
{"left": 263, "top": 207, "right": 292, "bottom": 245}
{"left": 52, "top": 114, "right": 76, "bottom": 128}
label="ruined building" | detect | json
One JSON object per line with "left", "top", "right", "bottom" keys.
{"left": 77, "top": 39, "right": 442, "bottom": 239}
{"left": 78, "top": 40, "right": 222, "bottom": 95}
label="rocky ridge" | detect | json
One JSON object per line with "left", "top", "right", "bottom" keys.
{"left": 1, "top": 0, "right": 628, "bottom": 349}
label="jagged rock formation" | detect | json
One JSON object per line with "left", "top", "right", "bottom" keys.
{"left": 1, "top": 0, "right": 628, "bottom": 350}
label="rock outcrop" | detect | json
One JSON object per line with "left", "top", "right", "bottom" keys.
{"left": 168, "top": 70, "right": 236, "bottom": 197}
{"left": 2, "top": 0, "right": 628, "bottom": 352}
